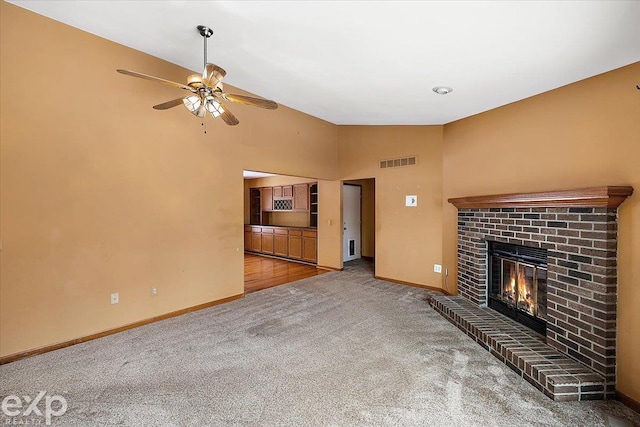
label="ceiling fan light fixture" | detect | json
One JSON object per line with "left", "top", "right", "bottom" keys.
{"left": 183, "top": 95, "right": 207, "bottom": 118}
{"left": 117, "top": 25, "right": 277, "bottom": 126}
{"left": 433, "top": 86, "right": 453, "bottom": 95}
{"left": 205, "top": 96, "right": 224, "bottom": 118}
{"left": 183, "top": 95, "right": 201, "bottom": 112}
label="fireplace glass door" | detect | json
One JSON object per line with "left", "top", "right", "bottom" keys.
{"left": 499, "top": 259, "right": 545, "bottom": 319}
{"left": 488, "top": 241, "right": 547, "bottom": 334}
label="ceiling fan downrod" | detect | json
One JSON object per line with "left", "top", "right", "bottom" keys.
{"left": 197, "top": 25, "right": 213, "bottom": 69}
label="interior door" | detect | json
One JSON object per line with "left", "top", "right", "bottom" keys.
{"left": 343, "top": 184, "right": 361, "bottom": 262}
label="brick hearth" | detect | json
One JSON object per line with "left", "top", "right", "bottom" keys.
{"left": 445, "top": 187, "right": 633, "bottom": 399}
{"left": 431, "top": 295, "right": 605, "bottom": 401}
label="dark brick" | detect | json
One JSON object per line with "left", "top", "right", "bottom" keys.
{"left": 557, "top": 229, "right": 580, "bottom": 238}
{"left": 569, "top": 270, "right": 593, "bottom": 281}
{"left": 569, "top": 208, "right": 593, "bottom": 214}
{"left": 568, "top": 254, "right": 593, "bottom": 264}
{"left": 548, "top": 221, "right": 568, "bottom": 228}
{"left": 557, "top": 275, "right": 579, "bottom": 286}
{"left": 558, "top": 260, "right": 579, "bottom": 269}
{"left": 581, "top": 215, "right": 608, "bottom": 223}
{"left": 568, "top": 238, "right": 593, "bottom": 247}
{"left": 580, "top": 231, "right": 609, "bottom": 240}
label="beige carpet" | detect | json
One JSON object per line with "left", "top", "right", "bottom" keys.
{"left": 1, "top": 259, "right": 639, "bottom": 426}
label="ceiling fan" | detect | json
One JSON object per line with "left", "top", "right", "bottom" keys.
{"left": 117, "top": 25, "right": 277, "bottom": 126}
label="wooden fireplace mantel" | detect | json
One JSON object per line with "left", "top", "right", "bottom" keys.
{"left": 448, "top": 186, "right": 634, "bottom": 209}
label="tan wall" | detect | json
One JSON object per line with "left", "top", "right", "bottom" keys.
{"left": 338, "top": 126, "right": 444, "bottom": 285}
{"left": 442, "top": 62, "right": 640, "bottom": 401}
{"left": 344, "top": 179, "right": 375, "bottom": 258}
{"left": 0, "top": 2, "right": 339, "bottom": 357}
{"left": 3, "top": 0, "right": 638, "bottom": 404}
{"left": 317, "top": 180, "right": 343, "bottom": 269}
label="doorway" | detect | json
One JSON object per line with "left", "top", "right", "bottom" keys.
{"left": 343, "top": 184, "right": 361, "bottom": 262}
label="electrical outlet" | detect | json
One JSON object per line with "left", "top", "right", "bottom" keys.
{"left": 151, "top": 287, "right": 158, "bottom": 296}
{"left": 434, "top": 264, "right": 442, "bottom": 273}
{"left": 110, "top": 292, "right": 119, "bottom": 304}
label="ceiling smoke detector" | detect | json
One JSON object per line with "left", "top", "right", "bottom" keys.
{"left": 433, "top": 86, "right": 453, "bottom": 95}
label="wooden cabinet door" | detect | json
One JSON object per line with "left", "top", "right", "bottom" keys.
{"left": 261, "top": 187, "right": 273, "bottom": 211}
{"left": 302, "top": 231, "right": 317, "bottom": 263}
{"left": 262, "top": 233, "right": 274, "bottom": 254}
{"left": 244, "top": 230, "right": 252, "bottom": 250}
{"left": 274, "top": 232, "right": 288, "bottom": 257}
{"left": 288, "top": 233, "right": 302, "bottom": 260}
{"left": 251, "top": 230, "right": 262, "bottom": 252}
{"left": 272, "top": 186, "right": 282, "bottom": 198}
{"left": 282, "top": 185, "right": 293, "bottom": 198}
{"left": 293, "top": 184, "right": 309, "bottom": 211}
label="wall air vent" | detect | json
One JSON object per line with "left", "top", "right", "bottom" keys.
{"left": 379, "top": 156, "right": 417, "bottom": 169}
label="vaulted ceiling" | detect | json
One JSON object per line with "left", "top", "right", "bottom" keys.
{"left": 9, "top": 1, "right": 640, "bottom": 125}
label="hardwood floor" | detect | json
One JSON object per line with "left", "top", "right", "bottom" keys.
{"left": 244, "top": 253, "right": 328, "bottom": 293}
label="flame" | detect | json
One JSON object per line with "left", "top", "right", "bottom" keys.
{"left": 502, "top": 262, "right": 536, "bottom": 316}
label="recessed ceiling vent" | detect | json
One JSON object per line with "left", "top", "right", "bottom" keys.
{"left": 379, "top": 156, "right": 417, "bottom": 169}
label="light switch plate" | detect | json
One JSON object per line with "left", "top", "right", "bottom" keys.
{"left": 406, "top": 195, "right": 418, "bottom": 207}
{"left": 434, "top": 264, "right": 442, "bottom": 273}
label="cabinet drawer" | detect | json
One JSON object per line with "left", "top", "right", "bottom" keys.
{"left": 261, "top": 227, "right": 274, "bottom": 234}
{"left": 289, "top": 230, "right": 303, "bottom": 236}
{"left": 274, "top": 228, "right": 289, "bottom": 235}
{"left": 251, "top": 226, "right": 262, "bottom": 233}
{"left": 303, "top": 230, "right": 317, "bottom": 238}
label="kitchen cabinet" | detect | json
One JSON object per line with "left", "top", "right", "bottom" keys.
{"left": 261, "top": 187, "right": 273, "bottom": 212}
{"left": 245, "top": 225, "right": 316, "bottom": 264}
{"left": 274, "top": 228, "right": 289, "bottom": 257}
{"left": 250, "top": 183, "right": 315, "bottom": 215}
{"left": 302, "top": 230, "right": 317, "bottom": 263}
{"left": 273, "top": 185, "right": 293, "bottom": 199}
{"left": 262, "top": 228, "right": 274, "bottom": 254}
{"left": 288, "top": 230, "right": 303, "bottom": 260}
{"left": 251, "top": 226, "right": 262, "bottom": 252}
{"left": 293, "top": 184, "right": 309, "bottom": 211}
{"left": 244, "top": 227, "right": 252, "bottom": 249}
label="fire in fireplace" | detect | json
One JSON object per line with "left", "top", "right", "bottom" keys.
{"left": 488, "top": 241, "right": 547, "bottom": 335}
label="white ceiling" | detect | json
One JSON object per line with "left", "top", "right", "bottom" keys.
{"left": 243, "top": 171, "right": 276, "bottom": 180}
{"left": 9, "top": 1, "right": 640, "bottom": 125}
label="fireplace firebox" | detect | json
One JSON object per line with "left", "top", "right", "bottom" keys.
{"left": 488, "top": 241, "right": 547, "bottom": 335}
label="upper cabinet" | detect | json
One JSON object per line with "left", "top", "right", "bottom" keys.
{"left": 261, "top": 187, "right": 273, "bottom": 212}
{"left": 293, "top": 184, "right": 309, "bottom": 211}
{"left": 250, "top": 182, "right": 317, "bottom": 227}
{"left": 272, "top": 185, "right": 293, "bottom": 200}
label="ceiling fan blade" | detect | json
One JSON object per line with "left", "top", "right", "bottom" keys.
{"left": 220, "top": 106, "right": 239, "bottom": 126}
{"left": 153, "top": 97, "right": 186, "bottom": 110}
{"left": 117, "top": 69, "right": 195, "bottom": 92}
{"left": 203, "top": 63, "right": 227, "bottom": 87}
{"left": 224, "top": 93, "right": 278, "bottom": 110}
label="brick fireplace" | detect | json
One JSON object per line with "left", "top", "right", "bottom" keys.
{"left": 433, "top": 186, "right": 633, "bottom": 400}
